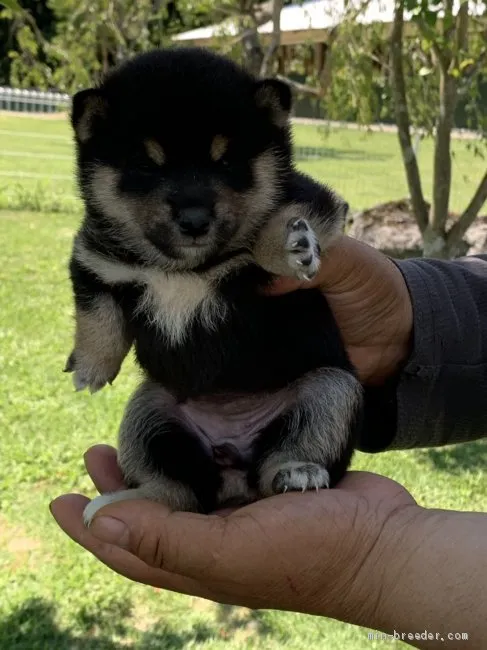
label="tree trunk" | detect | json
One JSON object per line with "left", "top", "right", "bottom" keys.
{"left": 430, "top": 68, "right": 458, "bottom": 237}
{"left": 241, "top": 28, "right": 264, "bottom": 76}
{"left": 422, "top": 225, "right": 469, "bottom": 259}
{"left": 390, "top": 0, "right": 429, "bottom": 233}
{"left": 317, "top": 26, "right": 339, "bottom": 99}
{"left": 446, "top": 171, "right": 487, "bottom": 252}
{"left": 260, "top": 0, "right": 283, "bottom": 77}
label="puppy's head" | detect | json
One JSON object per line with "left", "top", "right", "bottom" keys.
{"left": 72, "top": 47, "right": 293, "bottom": 269}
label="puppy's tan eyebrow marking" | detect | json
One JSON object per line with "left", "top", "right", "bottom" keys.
{"left": 211, "top": 135, "right": 229, "bottom": 161}
{"left": 144, "top": 139, "right": 165, "bottom": 165}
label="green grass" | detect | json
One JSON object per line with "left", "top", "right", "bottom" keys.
{"left": 1, "top": 114, "right": 486, "bottom": 648}
{"left": 1, "top": 113, "right": 486, "bottom": 215}
{"left": 2, "top": 212, "right": 487, "bottom": 650}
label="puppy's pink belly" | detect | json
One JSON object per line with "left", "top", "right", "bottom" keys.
{"left": 177, "top": 390, "right": 293, "bottom": 466}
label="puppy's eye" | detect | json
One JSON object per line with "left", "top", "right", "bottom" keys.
{"left": 144, "top": 139, "right": 165, "bottom": 166}
{"left": 210, "top": 135, "right": 229, "bottom": 163}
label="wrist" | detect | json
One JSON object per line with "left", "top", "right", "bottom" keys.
{"left": 311, "top": 494, "right": 422, "bottom": 631}
{"left": 369, "top": 506, "right": 487, "bottom": 648}
{"left": 340, "top": 501, "right": 423, "bottom": 632}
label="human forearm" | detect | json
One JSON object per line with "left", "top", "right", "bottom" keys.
{"left": 368, "top": 506, "right": 487, "bottom": 649}
{"left": 391, "top": 256, "right": 487, "bottom": 449}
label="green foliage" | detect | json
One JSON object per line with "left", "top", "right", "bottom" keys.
{"left": 1, "top": 0, "right": 218, "bottom": 92}
{"left": 0, "top": 0, "right": 22, "bottom": 12}
{"left": 322, "top": 21, "right": 385, "bottom": 125}
{"left": 0, "top": 0, "right": 56, "bottom": 84}
{"left": 319, "top": 0, "right": 487, "bottom": 133}
{"left": 48, "top": 0, "right": 159, "bottom": 91}
{"left": 9, "top": 23, "right": 53, "bottom": 89}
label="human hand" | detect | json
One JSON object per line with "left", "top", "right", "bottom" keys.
{"left": 50, "top": 444, "right": 418, "bottom": 628}
{"left": 264, "top": 236, "right": 413, "bottom": 386}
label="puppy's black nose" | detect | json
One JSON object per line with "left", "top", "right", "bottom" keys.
{"left": 178, "top": 206, "right": 211, "bottom": 237}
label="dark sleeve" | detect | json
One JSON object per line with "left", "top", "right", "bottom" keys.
{"left": 359, "top": 254, "right": 487, "bottom": 452}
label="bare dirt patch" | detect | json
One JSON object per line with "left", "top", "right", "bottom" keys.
{"left": 347, "top": 198, "right": 487, "bottom": 257}
{"left": 0, "top": 516, "right": 41, "bottom": 570}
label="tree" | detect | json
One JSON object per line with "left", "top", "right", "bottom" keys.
{"left": 1, "top": 0, "right": 218, "bottom": 92}
{"left": 390, "top": 0, "right": 487, "bottom": 257}
{"left": 1, "top": 0, "right": 287, "bottom": 90}
{"left": 200, "top": 0, "right": 287, "bottom": 77}
{"left": 0, "top": 0, "right": 56, "bottom": 87}
{"left": 304, "top": 0, "right": 486, "bottom": 258}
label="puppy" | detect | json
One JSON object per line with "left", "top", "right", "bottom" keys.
{"left": 64, "top": 47, "right": 364, "bottom": 521}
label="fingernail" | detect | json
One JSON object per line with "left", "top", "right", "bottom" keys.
{"left": 90, "top": 516, "right": 129, "bottom": 547}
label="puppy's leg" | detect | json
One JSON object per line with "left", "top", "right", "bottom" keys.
{"left": 255, "top": 368, "right": 362, "bottom": 496}
{"left": 65, "top": 293, "right": 132, "bottom": 393}
{"left": 253, "top": 173, "right": 348, "bottom": 281}
{"left": 83, "top": 381, "right": 221, "bottom": 524}
{"left": 65, "top": 255, "right": 132, "bottom": 392}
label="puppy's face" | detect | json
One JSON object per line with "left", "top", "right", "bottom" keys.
{"left": 72, "top": 48, "right": 293, "bottom": 269}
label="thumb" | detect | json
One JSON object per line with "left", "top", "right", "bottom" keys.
{"left": 88, "top": 499, "right": 228, "bottom": 579}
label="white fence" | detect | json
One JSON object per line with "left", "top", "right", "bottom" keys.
{"left": 0, "top": 87, "right": 70, "bottom": 113}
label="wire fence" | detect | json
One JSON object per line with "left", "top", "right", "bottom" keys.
{"left": 0, "top": 87, "right": 70, "bottom": 113}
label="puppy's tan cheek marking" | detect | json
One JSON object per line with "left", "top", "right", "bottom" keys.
{"left": 144, "top": 139, "right": 165, "bottom": 165}
{"left": 211, "top": 135, "right": 229, "bottom": 162}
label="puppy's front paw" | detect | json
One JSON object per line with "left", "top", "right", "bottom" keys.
{"left": 270, "top": 461, "right": 330, "bottom": 494}
{"left": 64, "top": 351, "right": 119, "bottom": 394}
{"left": 285, "top": 218, "right": 321, "bottom": 281}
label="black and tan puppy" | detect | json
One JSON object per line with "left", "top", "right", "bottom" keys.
{"left": 65, "top": 47, "right": 363, "bottom": 522}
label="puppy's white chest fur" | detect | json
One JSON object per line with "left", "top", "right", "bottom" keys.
{"left": 139, "top": 270, "right": 226, "bottom": 345}
{"left": 74, "top": 247, "right": 226, "bottom": 346}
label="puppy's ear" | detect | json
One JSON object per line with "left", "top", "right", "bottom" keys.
{"left": 254, "top": 78, "right": 292, "bottom": 128}
{"left": 71, "top": 88, "right": 106, "bottom": 143}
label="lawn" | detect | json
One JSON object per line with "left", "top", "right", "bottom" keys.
{"left": 1, "top": 114, "right": 486, "bottom": 649}
{"left": 1, "top": 112, "right": 486, "bottom": 215}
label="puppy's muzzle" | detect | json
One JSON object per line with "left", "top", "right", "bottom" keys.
{"left": 177, "top": 206, "right": 212, "bottom": 238}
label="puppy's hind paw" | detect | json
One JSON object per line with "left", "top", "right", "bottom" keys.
{"left": 271, "top": 461, "right": 330, "bottom": 495}
{"left": 83, "top": 490, "right": 142, "bottom": 526}
{"left": 285, "top": 218, "right": 321, "bottom": 281}
{"left": 64, "top": 351, "right": 118, "bottom": 394}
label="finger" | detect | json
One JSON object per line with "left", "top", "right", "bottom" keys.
{"left": 84, "top": 444, "right": 126, "bottom": 494}
{"left": 337, "top": 471, "right": 416, "bottom": 504}
{"left": 262, "top": 276, "right": 310, "bottom": 295}
{"left": 49, "top": 494, "right": 215, "bottom": 600}
{"left": 260, "top": 263, "right": 336, "bottom": 297}
{"left": 78, "top": 497, "right": 232, "bottom": 582}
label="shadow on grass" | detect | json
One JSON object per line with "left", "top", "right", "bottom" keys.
{"left": 0, "top": 597, "right": 249, "bottom": 649}
{"left": 294, "top": 147, "right": 390, "bottom": 162}
{"left": 421, "top": 440, "right": 487, "bottom": 475}
{"left": 216, "top": 603, "right": 271, "bottom": 638}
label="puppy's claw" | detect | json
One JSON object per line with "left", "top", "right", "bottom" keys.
{"left": 64, "top": 354, "right": 75, "bottom": 373}
{"left": 271, "top": 463, "right": 330, "bottom": 495}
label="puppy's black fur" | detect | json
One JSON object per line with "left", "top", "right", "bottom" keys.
{"left": 66, "top": 47, "right": 364, "bottom": 518}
